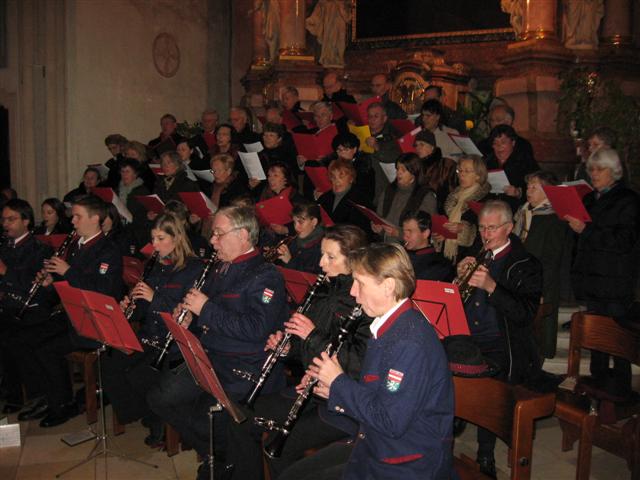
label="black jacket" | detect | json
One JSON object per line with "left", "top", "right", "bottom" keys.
{"left": 153, "top": 170, "right": 200, "bottom": 204}
{"left": 317, "top": 188, "right": 373, "bottom": 238}
{"left": 408, "top": 247, "right": 455, "bottom": 282}
{"left": 571, "top": 183, "right": 640, "bottom": 304}
{"left": 485, "top": 147, "right": 539, "bottom": 212}
{"left": 469, "top": 235, "right": 542, "bottom": 384}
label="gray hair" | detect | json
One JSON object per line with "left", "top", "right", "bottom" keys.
{"left": 202, "top": 108, "right": 219, "bottom": 118}
{"left": 480, "top": 200, "right": 513, "bottom": 224}
{"left": 311, "top": 101, "right": 332, "bottom": 114}
{"left": 160, "top": 151, "right": 185, "bottom": 172}
{"left": 217, "top": 206, "right": 259, "bottom": 246}
{"left": 587, "top": 148, "right": 623, "bottom": 181}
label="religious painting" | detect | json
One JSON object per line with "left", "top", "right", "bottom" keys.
{"left": 351, "top": 0, "right": 514, "bottom": 46}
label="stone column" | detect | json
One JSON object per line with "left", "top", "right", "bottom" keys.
{"left": 252, "top": 3, "right": 269, "bottom": 66}
{"left": 278, "top": 0, "right": 306, "bottom": 57}
{"left": 601, "top": 0, "right": 633, "bottom": 46}
{"left": 521, "top": 0, "right": 558, "bottom": 41}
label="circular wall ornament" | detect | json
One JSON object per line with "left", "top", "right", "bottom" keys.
{"left": 152, "top": 33, "right": 180, "bottom": 78}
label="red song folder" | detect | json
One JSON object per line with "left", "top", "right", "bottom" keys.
{"left": 35, "top": 234, "right": 69, "bottom": 250}
{"left": 337, "top": 97, "right": 380, "bottom": 126}
{"left": 542, "top": 185, "right": 592, "bottom": 222}
{"left": 304, "top": 166, "right": 332, "bottom": 194}
{"left": 292, "top": 124, "right": 338, "bottom": 160}
{"left": 390, "top": 119, "right": 418, "bottom": 136}
{"left": 411, "top": 280, "right": 470, "bottom": 339}
{"left": 431, "top": 214, "right": 458, "bottom": 239}
{"left": 178, "top": 192, "right": 216, "bottom": 219}
{"left": 54, "top": 281, "right": 143, "bottom": 354}
{"left": 160, "top": 313, "right": 245, "bottom": 423}
{"left": 92, "top": 187, "right": 133, "bottom": 222}
{"left": 122, "top": 256, "right": 144, "bottom": 287}
{"left": 319, "top": 207, "right": 335, "bottom": 227}
{"left": 349, "top": 202, "right": 394, "bottom": 227}
{"left": 140, "top": 243, "right": 155, "bottom": 258}
{"left": 255, "top": 189, "right": 294, "bottom": 226}
{"left": 135, "top": 194, "right": 165, "bottom": 214}
{"left": 276, "top": 267, "right": 320, "bottom": 305}
{"left": 466, "top": 201, "right": 484, "bottom": 216}
{"left": 396, "top": 127, "right": 421, "bottom": 154}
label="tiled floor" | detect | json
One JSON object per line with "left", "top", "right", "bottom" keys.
{"left": 0, "top": 399, "right": 636, "bottom": 480}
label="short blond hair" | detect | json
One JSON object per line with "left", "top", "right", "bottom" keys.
{"left": 349, "top": 243, "right": 416, "bottom": 300}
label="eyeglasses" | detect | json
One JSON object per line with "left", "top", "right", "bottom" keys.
{"left": 456, "top": 168, "right": 476, "bottom": 175}
{"left": 211, "top": 227, "right": 240, "bottom": 239}
{"left": 478, "top": 222, "right": 510, "bottom": 233}
{"left": 1, "top": 216, "right": 20, "bottom": 223}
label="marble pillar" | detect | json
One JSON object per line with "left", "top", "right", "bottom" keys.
{"left": 278, "top": 0, "right": 306, "bottom": 57}
{"left": 601, "top": 0, "right": 633, "bottom": 46}
{"left": 522, "top": 0, "right": 558, "bottom": 41}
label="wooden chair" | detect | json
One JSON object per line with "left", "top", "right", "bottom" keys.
{"left": 65, "top": 350, "right": 98, "bottom": 424}
{"left": 453, "top": 376, "right": 555, "bottom": 480}
{"left": 554, "top": 311, "right": 640, "bottom": 480}
{"left": 112, "top": 413, "right": 181, "bottom": 456}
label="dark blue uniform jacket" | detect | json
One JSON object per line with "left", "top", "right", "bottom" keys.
{"left": 328, "top": 300, "right": 453, "bottom": 480}
{"left": 197, "top": 249, "right": 288, "bottom": 397}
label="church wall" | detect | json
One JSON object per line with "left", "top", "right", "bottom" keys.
{"left": 65, "top": 0, "right": 209, "bottom": 187}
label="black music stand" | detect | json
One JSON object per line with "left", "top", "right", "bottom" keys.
{"left": 53, "top": 281, "right": 158, "bottom": 477}
{"left": 161, "top": 313, "right": 246, "bottom": 480}
{"left": 411, "top": 280, "right": 470, "bottom": 338}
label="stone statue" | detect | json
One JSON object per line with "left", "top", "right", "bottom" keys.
{"left": 253, "top": 0, "right": 280, "bottom": 62}
{"left": 562, "top": 0, "right": 604, "bottom": 50}
{"left": 501, "top": 0, "right": 524, "bottom": 38}
{"left": 306, "top": 0, "right": 351, "bottom": 68}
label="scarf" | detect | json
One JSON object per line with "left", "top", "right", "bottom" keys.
{"left": 442, "top": 182, "right": 491, "bottom": 261}
{"left": 210, "top": 172, "right": 238, "bottom": 209}
{"left": 118, "top": 177, "right": 144, "bottom": 206}
{"left": 513, "top": 200, "right": 554, "bottom": 243}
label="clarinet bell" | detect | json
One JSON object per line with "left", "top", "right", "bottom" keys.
{"left": 263, "top": 430, "right": 289, "bottom": 459}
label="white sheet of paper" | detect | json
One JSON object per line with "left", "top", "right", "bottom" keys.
{"left": 109, "top": 189, "right": 133, "bottom": 223}
{"left": 448, "top": 134, "right": 483, "bottom": 156}
{"left": 238, "top": 151, "right": 266, "bottom": 180}
{"left": 199, "top": 191, "right": 218, "bottom": 215}
{"left": 192, "top": 169, "right": 214, "bottom": 183}
{"left": 185, "top": 166, "right": 197, "bottom": 182}
{"left": 0, "top": 423, "right": 21, "bottom": 447}
{"left": 243, "top": 142, "right": 264, "bottom": 153}
{"left": 379, "top": 162, "right": 397, "bottom": 183}
{"left": 488, "top": 170, "right": 511, "bottom": 194}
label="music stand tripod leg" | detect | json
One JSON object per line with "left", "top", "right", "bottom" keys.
{"left": 208, "top": 402, "right": 224, "bottom": 480}
{"left": 56, "top": 346, "right": 159, "bottom": 478}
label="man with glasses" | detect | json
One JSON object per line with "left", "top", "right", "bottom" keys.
{"left": 0, "top": 199, "right": 52, "bottom": 414}
{"left": 455, "top": 200, "right": 542, "bottom": 478}
{"left": 147, "top": 205, "right": 287, "bottom": 480}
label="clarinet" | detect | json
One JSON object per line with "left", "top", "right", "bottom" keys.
{"left": 255, "top": 304, "right": 363, "bottom": 458}
{"left": 123, "top": 251, "right": 160, "bottom": 321}
{"left": 150, "top": 250, "right": 218, "bottom": 369}
{"left": 16, "top": 230, "right": 76, "bottom": 320}
{"left": 233, "top": 273, "right": 328, "bottom": 408}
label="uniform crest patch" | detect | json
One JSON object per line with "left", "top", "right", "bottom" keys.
{"left": 386, "top": 369, "right": 404, "bottom": 392}
{"left": 99, "top": 263, "right": 109, "bottom": 274}
{"left": 262, "top": 288, "right": 274, "bottom": 304}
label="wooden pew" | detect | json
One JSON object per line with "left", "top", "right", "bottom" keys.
{"left": 453, "top": 376, "right": 555, "bottom": 480}
{"left": 554, "top": 312, "right": 640, "bottom": 480}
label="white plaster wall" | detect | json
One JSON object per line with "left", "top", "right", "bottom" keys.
{"left": 66, "top": 0, "right": 209, "bottom": 177}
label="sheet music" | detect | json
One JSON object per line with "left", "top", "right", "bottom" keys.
{"left": 379, "top": 162, "right": 397, "bottom": 183}
{"left": 487, "top": 170, "right": 511, "bottom": 194}
{"left": 238, "top": 151, "right": 267, "bottom": 180}
{"left": 243, "top": 142, "right": 264, "bottom": 153}
{"left": 192, "top": 169, "right": 214, "bottom": 183}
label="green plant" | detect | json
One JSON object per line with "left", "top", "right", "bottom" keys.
{"left": 457, "top": 91, "right": 505, "bottom": 144}
{"left": 557, "top": 67, "right": 640, "bottom": 186}
{"left": 176, "top": 120, "right": 203, "bottom": 139}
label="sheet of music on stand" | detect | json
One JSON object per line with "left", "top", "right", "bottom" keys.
{"left": 0, "top": 416, "right": 21, "bottom": 448}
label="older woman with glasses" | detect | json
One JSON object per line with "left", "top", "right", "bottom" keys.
{"left": 513, "top": 171, "right": 572, "bottom": 359}
{"left": 567, "top": 148, "right": 640, "bottom": 396}
{"left": 433, "top": 155, "right": 491, "bottom": 263}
